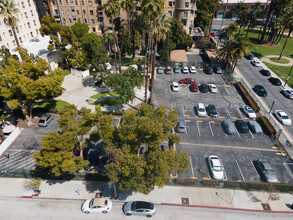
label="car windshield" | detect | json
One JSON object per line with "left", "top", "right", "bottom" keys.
{"left": 281, "top": 115, "right": 289, "bottom": 119}
{"left": 199, "top": 108, "right": 205, "bottom": 112}
{"left": 214, "top": 166, "right": 222, "bottom": 171}
{"left": 258, "top": 87, "right": 265, "bottom": 92}
{"left": 89, "top": 199, "right": 94, "bottom": 208}
{"left": 246, "top": 108, "right": 254, "bottom": 113}
{"left": 265, "top": 169, "right": 274, "bottom": 175}
{"left": 39, "top": 119, "right": 45, "bottom": 123}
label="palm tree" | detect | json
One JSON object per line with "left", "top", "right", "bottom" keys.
{"left": 217, "top": 40, "right": 236, "bottom": 69}
{"left": 0, "top": 0, "right": 20, "bottom": 48}
{"left": 103, "top": 0, "right": 120, "bottom": 73}
{"left": 245, "top": 2, "right": 261, "bottom": 38}
{"left": 150, "top": 13, "right": 171, "bottom": 103}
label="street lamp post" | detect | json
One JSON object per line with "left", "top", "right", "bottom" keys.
{"left": 284, "top": 64, "right": 293, "bottom": 87}
{"left": 269, "top": 99, "right": 276, "bottom": 114}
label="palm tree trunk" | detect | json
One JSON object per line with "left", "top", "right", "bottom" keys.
{"left": 132, "top": 9, "right": 135, "bottom": 59}
{"left": 112, "top": 23, "right": 118, "bottom": 74}
{"left": 12, "top": 27, "right": 21, "bottom": 48}
{"left": 144, "top": 31, "right": 151, "bottom": 102}
{"left": 146, "top": 35, "right": 153, "bottom": 103}
{"left": 276, "top": 29, "right": 285, "bottom": 44}
{"left": 260, "top": 0, "right": 275, "bottom": 43}
{"left": 150, "top": 40, "right": 157, "bottom": 104}
{"left": 278, "top": 28, "right": 292, "bottom": 60}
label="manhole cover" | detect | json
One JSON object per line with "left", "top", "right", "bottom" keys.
{"left": 261, "top": 203, "right": 271, "bottom": 210}
{"left": 182, "top": 197, "right": 189, "bottom": 205}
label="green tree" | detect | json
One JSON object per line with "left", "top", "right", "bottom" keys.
{"left": 0, "top": 48, "right": 64, "bottom": 117}
{"left": 0, "top": 46, "right": 18, "bottom": 66}
{"left": 194, "top": 0, "right": 216, "bottom": 33}
{"left": 169, "top": 18, "right": 193, "bottom": 50}
{"left": 71, "top": 20, "right": 89, "bottom": 40}
{"left": 0, "top": 0, "right": 20, "bottom": 48}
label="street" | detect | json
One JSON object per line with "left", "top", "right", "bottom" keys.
{"left": 0, "top": 197, "right": 292, "bottom": 220}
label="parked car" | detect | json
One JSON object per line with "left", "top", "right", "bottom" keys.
{"left": 176, "top": 118, "right": 186, "bottom": 133}
{"left": 209, "top": 84, "right": 218, "bottom": 93}
{"left": 260, "top": 69, "right": 271, "bottom": 76}
{"left": 208, "top": 155, "right": 224, "bottom": 180}
{"left": 210, "top": 32, "right": 216, "bottom": 37}
{"left": 179, "top": 78, "right": 195, "bottom": 84}
{"left": 171, "top": 81, "right": 180, "bottom": 92}
{"left": 157, "top": 66, "right": 164, "bottom": 74}
{"left": 256, "top": 159, "right": 279, "bottom": 183}
{"left": 235, "top": 120, "right": 249, "bottom": 133}
{"left": 207, "top": 104, "right": 218, "bottom": 117}
{"left": 165, "top": 66, "right": 172, "bottom": 74}
{"left": 82, "top": 197, "right": 112, "bottom": 214}
{"left": 242, "top": 105, "right": 256, "bottom": 119}
{"left": 196, "top": 103, "right": 207, "bottom": 117}
{"left": 123, "top": 201, "right": 156, "bottom": 217}
{"left": 251, "top": 58, "right": 261, "bottom": 67}
{"left": 281, "top": 90, "right": 293, "bottom": 99}
{"left": 254, "top": 85, "right": 267, "bottom": 97}
{"left": 182, "top": 66, "right": 189, "bottom": 74}
{"left": 222, "top": 120, "right": 237, "bottom": 135}
{"left": 199, "top": 83, "right": 209, "bottom": 93}
{"left": 274, "top": 110, "right": 292, "bottom": 125}
{"left": 190, "top": 83, "right": 198, "bottom": 92}
{"left": 173, "top": 66, "right": 180, "bottom": 74}
{"left": 269, "top": 77, "right": 282, "bottom": 86}
{"left": 205, "top": 66, "right": 213, "bottom": 74}
{"left": 38, "top": 114, "right": 53, "bottom": 127}
{"left": 189, "top": 66, "right": 197, "bottom": 73}
{"left": 214, "top": 67, "right": 222, "bottom": 74}
{"left": 248, "top": 120, "right": 263, "bottom": 134}
{"left": 246, "top": 52, "right": 255, "bottom": 60}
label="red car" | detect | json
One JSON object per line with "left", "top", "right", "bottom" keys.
{"left": 211, "top": 32, "right": 216, "bottom": 37}
{"left": 179, "top": 78, "right": 195, "bottom": 84}
{"left": 190, "top": 83, "right": 198, "bottom": 92}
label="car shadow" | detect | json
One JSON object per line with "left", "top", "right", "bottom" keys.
{"left": 251, "top": 160, "right": 262, "bottom": 182}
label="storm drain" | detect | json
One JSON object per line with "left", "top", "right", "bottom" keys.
{"left": 261, "top": 203, "right": 271, "bottom": 210}
{"left": 182, "top": 197, "right": 189, "bottom": 205}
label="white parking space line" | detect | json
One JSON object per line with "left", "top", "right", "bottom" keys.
{"left": 235, "top": 160, "right": 245, "bottom": 181}
{"left": 251, "top": 160, "right": 260, "bottom": 179}
{"left": 224, "top": 86, "right": 230, "bottom": 95}
{"left": 17, "top": 160, "right": 35, "bottom": 169}
{"left": 182, "top": 105, "right": 185, "bottom": 116}
{"left": 249, "top": 130, "right": 254, "bottom": 139}
{"left": 208, "top": 122, "right": 214, "bottom": 136}
{"left": 226, "top": 107, "right": 232, "bottom": 118}
{"left": 283, "top": 163, "right": 293, "bottom": 179}
{"left": 189, "top": 157, "right": 195, "bottom": 178}
{"left": 196, "top": 121, "right": 201, "bottom": 136}
{"left": 236, "top": 129, "right": 240, "bottom": 138}
{"left": 237, "top": 108, "right": 243, "bottom": 118}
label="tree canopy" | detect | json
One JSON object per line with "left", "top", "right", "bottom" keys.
{"left": 71, "top": 20, "right": 90, "bottom": 40}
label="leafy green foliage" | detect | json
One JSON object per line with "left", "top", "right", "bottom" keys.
{"left": 194, "top": 0, "right": 217, "bottom": 31}
{"left": 71, "top": 20, "right": 89, "bottom": 40}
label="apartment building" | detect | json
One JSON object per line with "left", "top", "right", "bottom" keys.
{"left": 45, "top": 0, "right": 196, "bottom": 35}
{"left": 0, "top": 0, "right": 41, "bottom": 50}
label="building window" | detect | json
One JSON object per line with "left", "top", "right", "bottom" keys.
{"left": 24, "top": 12, "right": 28, "bottom": 18}
{"left": 91, "top": 19, "right": 95, "bottom": 24}
{"left": 190, "top": 20, "right": 193, "bottom": 27}
{"left": 173, "top": 1, "right": 175, "bottom": 5}
{"left": 16, "top": 27, "right": 19, "bottom": 33}
{"left": 69, "top": 18, "right": 72, "bottom": 23}
{"left": 227, "top": 5, "right": 233, "bottom": 10}
{"left": 19, "top": 37, "right": 23, "bottom": 42}
{"left": 59, "top": 0, "right": 62, "bottom": 5}
{"left": 67, "top": 10, "right": 70, "bottom": 14}
{"left": 98, "top": 1, "right": 102, "bottom": 6}
{"left": 260, "top": 5, "right": 264, "bottom": 10}
{"left": 168, "top": 1, "right": 172, "bottom": 7}
{"left": 30, "top": 10, "right": 34, "bottom": 16}
{"left": 82, "top": 1, "right": 84, "bottom": 5}
{"left": 33, "top": 20, "right": 36, "bottom": 25}
{"left": 77, "top": 10, "right": 79, "bottom": 14}
{"left": 54, "top": 9, "right": 58, "bottom": 15}
{"left": 220, "top": 6, "right": 225, "bottom": 11}
{"left": 30, "top": 32, "right": 33, "bottom": 37}
{"left": 84, "top": 19, "right": 87, "bottom": 23}
{"left": 184, "top": 11, "right": 188, "bottom": 18}
{"left": 66, "top": 0, "right": 68, "bottom": 4}
{"left": 21, "top": 2, "right": 25, "bottom": 8}
{"left": 168, "top": 11, "right": 172, "bottom": 16}
{"left": 63, "top": 18, "right": 66, "bottom": 23}
{"left": 70, "top": 0, "right": 73, "bottom": 3}
{"left": 0, "top": 34, "right": 2, "bottom": 41}
{"left": 185, "top": 2, "right": 189, "bottom": 7}
{"left": 28, "top": 0, "right": 31, "bottom": 6}
{"left": 83, "top": 10, "right": 86, "bottom": 14}
{"left": 28, "top": 22, "right": 31, "bottom": 28}
{"left": 135, "top": 6, "right": 141, "bottom": 11}
{"left": 9, "top": 30, "right": 13, "bottom": 36}
{"left": 61, "top": 9, "right": 64, "bottom": 14}
{"left": 90, "top": 10, "right": 93, "bottom": 15}
{"left": 73, "top": 16, "right": 76, "bottom": 21}
{"left": 75, "top": 0, "right": 78, "bottom": 5}
{"left": 88, "top": 1, "right": 92, "bottom": 6}
{"left": 92, "top": 27, "right": 96, "bottom": 32}
{"left": 36, "top": 29, "right": 39, "bottom": 35}
{"left": 182, "top": 20, "right": 187, "bottom": 26}
{"left": 71, "top": 6, "right": 75, "bottom": 12}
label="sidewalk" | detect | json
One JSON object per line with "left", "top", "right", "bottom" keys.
{"left": 0, "top": 177, "right": 293, "bottom": 213}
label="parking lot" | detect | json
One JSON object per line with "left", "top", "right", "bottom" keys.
{"left": 153, "top": 51, "right": 293, "bottom": 183}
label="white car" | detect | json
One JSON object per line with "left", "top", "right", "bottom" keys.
{"left": 242, "top": 105, "right": 256, "bottom": 119}
{"left": 182, "top": 66, "right": 189, "bottom": 74}
{"left": 171, "top": 81, "right": 180, "bottom": 92}
{"left": 189, "top": 66, "right": 197, "bottom": 73}
{"left": 209, "top": 84, "right": 218, "bottom": 93}
{"left": 275, "top": 110, "right": 292, "bottom": 125}
{"left": 82, "top": 197, "right": 112, "bottom": 214}
{"left": 197, "top": 103, "right": 207, "bottom": 117}
{"left": 282, "top": 90, "right": 293, "bottom": 99}
{"left": 208, "top": 155, "right": 224, "bottom": 180}
{"left": 251, "top": 58, "right": 261, "bottom": 67}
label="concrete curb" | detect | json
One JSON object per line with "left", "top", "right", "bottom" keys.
{"left": 161, "top": 203, "right": 293, "bottom": 214}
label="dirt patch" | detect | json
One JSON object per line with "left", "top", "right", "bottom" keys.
{"left": 17, "top": 117, "right": 40, "bottom": 128}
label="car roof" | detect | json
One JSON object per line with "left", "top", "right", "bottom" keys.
{"left": 197, "top": 103, "right": 204, "bottom": 107}
{"left": 211, "top": 158, "right": 221, "bottom": 166}
{"left": 93, "top": 198, "right": 109, "bottom": 207}
{"left": 259, "top": 159, "right": 273, "bottom": 170}
{"left": 135, "top": 201, "right": 154, "bottom": 209}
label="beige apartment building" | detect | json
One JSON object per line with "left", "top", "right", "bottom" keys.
{"left": 0, "top": 0, "right": 41, "bottom": 50}
{"left": 47, "top": 0, "right": 196, "bottom": 35}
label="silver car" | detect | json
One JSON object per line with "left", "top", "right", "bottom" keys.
{"left": 123, "top": 201, "right": 156, "bottom": 217}
{"left": 256, "top": 159, "right": 279, "bottom": 183}
{"left": 38, "top": 114, "right": 53, "bottom": 127}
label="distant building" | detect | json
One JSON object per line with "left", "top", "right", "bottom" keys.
{"left": 215, "top": 0, "right": 271, "bottom": 19}
{"left": 0, "top": 0, "right": 41, "bottom": 50}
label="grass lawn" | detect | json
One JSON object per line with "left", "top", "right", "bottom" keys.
{"left": 269, "top": 57, "right": 290, "bottom": 64}
{"left": 36, "top": 100, "right": 69, "bottom": 110}
{"left": 90, "top": 91, "right": 123, "bottom": 106}
{"left": 90, "top": 91, "right": 119, "bottom": 99}
{"left": 63, "top": 70, "right": 71, "bottom": 76}
{"left": 263, "top": 62, "right": 293, "bottom": 87}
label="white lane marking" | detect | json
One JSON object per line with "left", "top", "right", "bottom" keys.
{"left": 236, "top": 128, "right": 240, "bottom": 138}
{"left": 196, "top": 121, "right": 201, "bottom": 136}
{"left": 237, "top": 107, "right": 243, "bottom": 118}
{"left": 17, "top": 160, "right": 35, "bottom": 169}
{"left": 235, "top": 160, "right": 245, "bottom": 181}
{"left": 185, "top": 123, "right": 188, "bottom": 135}
{"left": 209, "top": 122, "right": 214, "bottom": 136}
{"left": 226, "top": 107, "right": 232, "bottom": 118}
{"left": 224, "top": 86, "right": 230, "bottom": 95}
{"left": 283, "top": 163, "right": 293, "bottom": 179}
{"left": 251, "top": 160, "right": 260, "bottom": 179}
{"left": 189, "top": 157, "right": 195, "bottom": 178}
{"left": 249, "top": 130, "right": 255, "bottom": 139}
{"left": 182, "top": 105, "right": 185, "bottom": 116}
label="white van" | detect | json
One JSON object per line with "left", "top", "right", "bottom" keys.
{"left": 251, "top": 58, "right": 261, "bottom": 67}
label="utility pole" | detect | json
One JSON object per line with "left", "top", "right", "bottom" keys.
{"left": 284, "top": 64, "right": 293, "bottom": 87}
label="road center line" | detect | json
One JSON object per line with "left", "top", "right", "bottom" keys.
{"left": 235, "top": 160, "right": 245, "bottom": 181}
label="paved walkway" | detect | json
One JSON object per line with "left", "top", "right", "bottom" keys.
{"left": 1, "top": 177, "right": 293, "bottom": 214}
{"left": 260, "top": 55, "right": 293, "bottom": 66}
